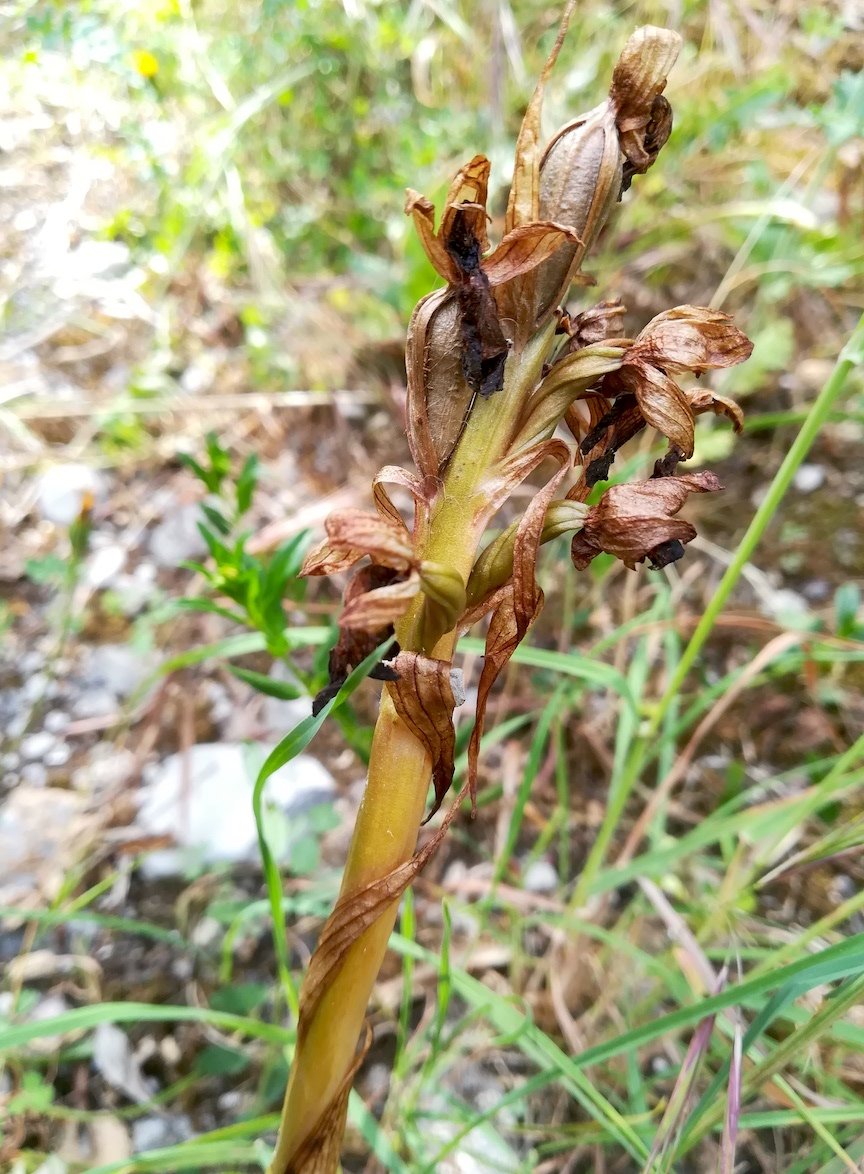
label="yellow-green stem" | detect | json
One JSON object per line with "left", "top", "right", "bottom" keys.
{"left": 269, "top": 328, "right": 553, "bottom": 1171}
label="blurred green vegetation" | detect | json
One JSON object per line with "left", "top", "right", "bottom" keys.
{"left": 15, "top": 0, "right": 863, "bottom": 392}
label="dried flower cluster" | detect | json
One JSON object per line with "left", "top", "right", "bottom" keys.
{"left": 274, "top": 15, "right": 752, "bottom": 1172}
{"left": 302, "top": 24, "right": 752, "bottom": 820}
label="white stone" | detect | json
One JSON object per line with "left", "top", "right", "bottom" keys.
{"left": 136, "top": 743, "right": 337, "bottom": 877}
{"left": 35, "top": 464, "right": 104, "bottom": 526}
{"left": 68, "top": 239, "right": 130, "bottom": 280}
{"left": 73, "top": 746, "right": 136, "bottom": 793}
{"left": 522, "top": 859, "right": 559, "bottom": 894}
{"left": 44, "top": 710, "right": 70, "bottom": 733}
{"left": 72, "top": 688, "right": 116, "bottom": 719}
{"left": 84, "top": 644, "right": 155, "bottom": 700}
{"left": 131, "top": 1114, "right": 192, "bottom": 1153}
{"left": 761, "top": 588, "right": 810, "bottom": 621}
{"left": 793, "top": 464, "right": 825, "bottom": 494}
{"left": 85, "top": 544, "right": 126, "bottom": 588}
{"left": 92, "top": 1023, "right": 155, "bottom": 1104}
{"left": 20, "top": 731, "right": 56, "bottom": 761}
{"left": 44, "top": 744, "right": 71, "bottom": 768}
{"left": 21, "top": 763, "right": 48, "bottom": 787}
{"left": 149, "top": 501, "right": 208, "bottom": 567}
{"left": 23, "top": 673, "right": 49, "bottom": 703}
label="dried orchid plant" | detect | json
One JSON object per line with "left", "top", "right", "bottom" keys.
{"left": 269, "top": 11, "right": 752, "bottom": 1171}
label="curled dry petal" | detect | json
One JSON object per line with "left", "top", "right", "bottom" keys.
{"left": 372, "top": 465, "right": 434, "bottom": 539}
{"left": 621, "top": 94, "right": 672, "bottom": 191}
{"left": 570, "top": 471, "right": 723, "bottom": 571}
{"left": 386, "top": 652, "right": 461, "bottom": 820}
{"left": 637, "top": 306, "right": 755, "bottom": 375}
{"left": 440, "top": 154, "right": 491, "bottom": 255}
{"left": 339, "top": 569, "right": 420, "bottom": 631}
{"left": 300, "top": 508, "right": 417, "bottom": 577}
{"left": 610, "top": 26, "right": 682, "bottom": 171}
{"left": 690, "top": 388, "right": 745, "bottom": 432}
{"left": 564, "top": 298, "right": 627, "bottom": 348}
{"left": 481, "top": 221, "right": 583, "bottom": 285}
{"left": 598, "top": 305, "right": 753, "bottom": 459}
{"left": 618, "top": 361, "right": 695, "bottom": 456}
{"left": 405, "top": 189, "right": 460, "bottom": 285}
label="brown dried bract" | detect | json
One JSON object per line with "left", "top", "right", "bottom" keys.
{"left": 386, "top": 652, "right": 462, "bottom": 820}
{"left": 467, "top": 441, "right": 572, "bottom": 804}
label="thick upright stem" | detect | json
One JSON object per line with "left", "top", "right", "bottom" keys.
{"left": 269, "top": 697, "right": 433, "bottom": 1168}
{"left": 269, "top": 336, "right": 550, "bottom": 1171}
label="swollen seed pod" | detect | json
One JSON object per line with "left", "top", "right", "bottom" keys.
{"left": 532, "top": 27, "right": 681, "bottom": 329}
{"left": 405, "top": 289, "right": 475, "bottom": 478}
{"left": 534, "top": 102, "right": 623, "bottom": 327}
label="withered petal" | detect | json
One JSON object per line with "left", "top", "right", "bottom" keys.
{"left": 404, "top": 189, "right": 459, "bottom": 284}
{"left": 626, "top": 360, "right": 696, "bottom": 458}
{"left": 441, "top": 155, "right": 491, "bottom": 254}
{"left": 638, "top": 305, "right": 754, "bottom": 374}
{"left": 572, "top": 513, "right": 697, "bottom": 570}
{"left": 300, "top": 537, "right": 361, "bottom": 578}
{"left": 571, "top": 471, "right": 722, "bottom": 570}
{"left": 339, "top": 569, "right": 420, "bottom": 631}
{"left": 610, "top": 26, "right": 681, "bottom": 170}
{"left": 482, "top": 221, "right": 582, "bottom": 286}
{"left": 372, "top": 465, "right": 434, "bottom": 534}
{"left": 566, "top": 298, "right": 627, "bottom": 347}
{"left": 322, "top": 507, "right": 418, "bottom": 571}
{"left": 689, "top": 388, "right": 745, "bottom": 432}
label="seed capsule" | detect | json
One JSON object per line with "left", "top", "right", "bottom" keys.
{"left": 534, "top": 103, "right": 623, "bottom": 326}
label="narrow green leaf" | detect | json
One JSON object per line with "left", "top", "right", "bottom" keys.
{"left": 228, "top": 664, "right": 304, "bottom": 700}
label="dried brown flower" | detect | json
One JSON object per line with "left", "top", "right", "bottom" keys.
{"left": 570, "top": 471, "right": 724, "bottom": 570}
